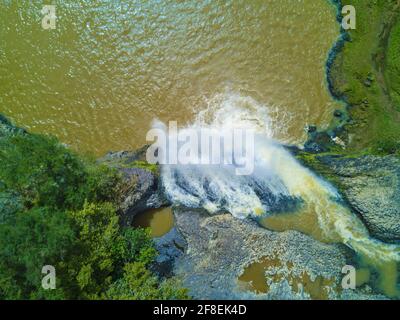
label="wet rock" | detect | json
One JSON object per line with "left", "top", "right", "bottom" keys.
{"left": 306, "top": 125, "right": 317, "bottom": 133}
{"left": 117, "top": 167, "right": 158, "bottom": 225}
{"left": 171, "top": 207, "right": 380, "bottom": 300}
{"left": 99, "top": 149, "right": 169, "bottom": 226}
{"left": 101, "top": 145, "right": 149, "bottom": 164}
{"left": 152, "top": 227, "right": 187, "bottom": 278}
{"left": 304, "top": 131, "right": 334, "bottom": 153}
{"left": 317, "top": 155, "right": 400, "bottom": 242}
{"left": 0, "top": 115, "right": 26, "bottom": 138}
{"left": 334, "top": 109, "right": 343, "bottom": 118}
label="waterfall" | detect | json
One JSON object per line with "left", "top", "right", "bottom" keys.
{"left": 150, "top": 92, "right": 400, "bottom": 295}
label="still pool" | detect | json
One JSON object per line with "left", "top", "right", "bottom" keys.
{"left": 132, "top": 207, "right": 174, "bottom": 238}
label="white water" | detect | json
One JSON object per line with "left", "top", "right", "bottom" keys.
{"left": 158, "top": 93, "right": 400, "bottom": 270}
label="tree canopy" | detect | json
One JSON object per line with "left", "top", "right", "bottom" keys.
{"left": 0, "top": 117, "right": 188, "bottom": 300}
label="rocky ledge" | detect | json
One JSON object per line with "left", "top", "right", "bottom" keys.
{"left": 159, "top": 207, "right": 386, "bottom": 300}
{"left": 101, "top": 147, "right": 398, "bottom": 299}
{"left": 302, "top": 154, "right": 400, "bottom": 243}
{"left": 99, "top": 148, "right": 169, "bottom": 226}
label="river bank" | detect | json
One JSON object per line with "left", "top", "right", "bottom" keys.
{"left": 318, "top": 0, "right": 400, "bottom": 155}
{"left": 296, "top": 0, "right": 400, "bottom": 248}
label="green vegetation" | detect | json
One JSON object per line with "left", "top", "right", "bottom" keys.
{"left": 385, "top": 15, "right": 400, "bottom": 111}
{"left": 303, "top": 0, "right": 400, "bottom": 180}
{"left": 131, "top": 161, "right": 159, "bottom": 174}
{"left": 330, "top": 0, "right": 400, "bottom": 155}
{"left": 0, "top": 117, "right": 188, "bottom": 300}
{"left": 295, "top": 151, "right": 346, "bottom": 194}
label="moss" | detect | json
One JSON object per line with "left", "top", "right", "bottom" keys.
{"left": 296, "top": 152, "right": 342, "bottom": 188}
{"left": 329, "top": 0, "right": 400, "bottom": 155}
{"left": 385, "top": 15, "right": 400, "bottom": 111}
{"left": 100, "top": 156, "right": 159, "bottom": 175}
{"left": 130, "top": 161, "right": 159, "bottom": 175}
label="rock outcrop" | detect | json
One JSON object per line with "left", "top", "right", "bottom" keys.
{"left": 316, "top": 155, "right": 400, "bottom": 243}
{"left": 168, "top": 207, "right": 385, "bottom": 300}
{"left": 0, "top": 115, "right": 26, "bottom": 138}
{"left": 99, "top": 144, "right": 398, "bottom": 299}
{"left": 153, "top": 227, "right": 187, "bottom": 278}
{"left": 99, "top": 149, "right": 169, "bottom": 226}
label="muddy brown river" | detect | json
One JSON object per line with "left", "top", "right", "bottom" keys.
{"left": 0, "top": 0, "right": 340, "bottom": 156}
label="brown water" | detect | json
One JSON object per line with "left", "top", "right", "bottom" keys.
{"left": 132, "top": 207, "right": 174, "bottom": 238}
{"left": 238, "top": 255, "right": 373, "bottom": 299}
{"left": 238, "top": 255, "right": 336, "bottom": 299}
{"left": 0, "top": 0, "right": 340, "bottom": 156}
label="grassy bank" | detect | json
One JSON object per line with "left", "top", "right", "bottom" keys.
{"left": 385, "top": 12, "right": 400, "bottom": 112}
{"left": 329, "top": 0, "right": 400, "bottom": 155}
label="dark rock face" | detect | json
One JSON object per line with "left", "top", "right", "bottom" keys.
{"left": 118, "top": 167, "right": 164, "bottom": 225}
{"left": 152, "top": 227, "right": 187, "bottom": 278}
{"left": 0, "top": 115, "right": 26, "bottom": 138}
{"left": 99, "top": 149, "right": 169, "bottom": 226}
{"left": 304, "top": 131, "right": 335, "bottom": 153}
{"left": 317, "top": 155, "right": 400, "bottom": 242}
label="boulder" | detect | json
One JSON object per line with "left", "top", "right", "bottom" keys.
{"left": 152, "top": 227, "right": 187, "bottom": 278}
{"left": 99, "top": 149, "right": 169, "bottom": 226}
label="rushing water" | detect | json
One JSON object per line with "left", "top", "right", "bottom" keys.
{"left": 0, "top": 0, "right": 340, "bottom": 155}
{"left": 160, "top": 93, "right": 400, "bottom": 298}
{"left": 3, "top": 0, "right": 397, "bottom": 299}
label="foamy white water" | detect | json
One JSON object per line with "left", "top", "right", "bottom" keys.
{"left": 157, "top": 93, "right": 400, "bottom": 267}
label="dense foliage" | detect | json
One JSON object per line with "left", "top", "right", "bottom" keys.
{"left": 330, "top": 0, "right": 400, "bottom": 155}
{"left": 0, "top": 117, "right": 188, "bottom": 300}
{"left": 385, "top": 15, "right": 400, "bottom": 112}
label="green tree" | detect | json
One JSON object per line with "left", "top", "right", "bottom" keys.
{"left": 0, "top": 207, "right": 74, "bottom": 299}
{"left": 0, "top": 116, "right": 188, "bottom": 300}
{"left": 106, "top": 262, "right": 189, "bottom": 300}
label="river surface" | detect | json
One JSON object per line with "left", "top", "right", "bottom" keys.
{"left": 1, "top": 0, "right": 340, "bottom": 156}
